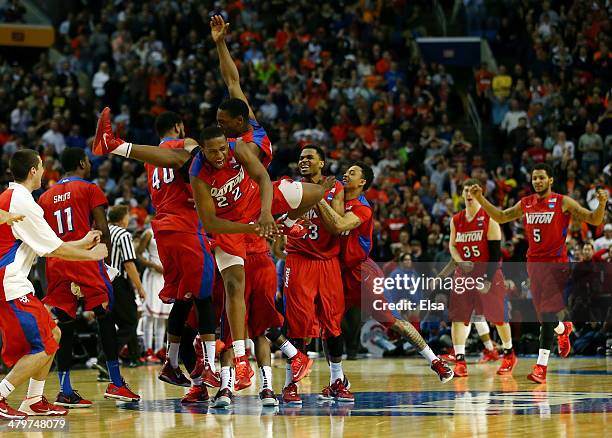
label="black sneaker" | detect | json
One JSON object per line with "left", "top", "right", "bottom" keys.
{"left": 55, "top": 391, "right": 93, "bottom": 408}
{"left": 259, "top": 388, "right": 279, "bottom": 407}
{"left": 212, "top": 388, "right": 233, "bottom": 408}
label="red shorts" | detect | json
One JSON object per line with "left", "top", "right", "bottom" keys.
{"left": 43, "top": 259, "right": 113, "bottom": 319}
{"left": 217, "top": 252, "right": 283, "bottom": 348}
{"left": 214, "top": 180, "right": 294, "bottom": 261}
{"left": 527, "top": 258, "right": 569, "bottom": 319}
{"left": 284, "top": 254, "right": 344, "bottom": 339}
{"left": 0, "top": 294, "right": 58, "bottom": 367}
{"left": 449, "top": 270, "right": 507, "bottom": 323}
{"left": 156, "top": 229, "right": 215, "bottom": 303}
{"left": 342, "top": 258, "right": 395, "bottom": 325}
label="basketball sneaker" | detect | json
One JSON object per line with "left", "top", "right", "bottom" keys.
{"left": 439, "top": 348, "right": 457, "bottom": 363}
{"left": 158, "top": 360, "right": 191, "bottom": 387}
{"left": 527, "top": 364, "right": 547, "bottom": 384}
{"left": 557, "top": 322, "right": 573, "bottom": 358}
{"left": 104, "top": 381, "right": 141, "bottom": 402}
{"left": 327, "top": 378, "right": 354, "bottom": 402}
{"left": 190, "top": 358, "right": 204, "bottom": 380}
{"left": 290, "top": 351, "right": 313, "bottom": 383}
{"left": 155, "top": 347, "right": 166, "bottom": 361}
{"left": 454, "top": 360, "right": 468, "bottom": 377}
{"left": 145, "top": 349, "right": 161, "bottom": 364}
{"left": 93, "top": 107, "right": 125, "bottom": 155}
{"left": 212, "top": 388, "right": 232, "bottom": 408}
{"left": 431, "top": 358, "right": 454, "bottom": 383}
{"left": 181, "top": 385, "right": 209, "bottom": 404}
{"left": 55, "top": 390, "right": 93, "bottom": 408}
{"left": 200, "top": 363, "right": 221, "bottom": 388}
{"left": 233, "top": 355, "right": 253, "bottom": 391}
{"left": 281, "top": 383, "right": 302, "bottom": 404}
{"left": 496, "top": 351, "right": 518, "bottom": 376}
{"left": 18, "top": 396, "right": 68, "bottom": 416}
{"left": 319, "top": 376, "right": 352, "bottom": 401}
{"left": 259, "top": 389, "right": 279, "bottom": 407}
{"left": 0, "top": 397, "right": 27, "bottom": 419}
{"left": 478, "top": 348, "right": 500, "bottom": 363}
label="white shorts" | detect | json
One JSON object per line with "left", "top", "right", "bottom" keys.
{"left": 215, "top": 247, "right": 245, "bottom": 271}
{"left": 142, "top": 269, "right": 172, "bottom": 318}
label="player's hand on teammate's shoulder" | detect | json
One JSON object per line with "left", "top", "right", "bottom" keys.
{"left": 0, "top": 210, "right": 25, "bottom": 226}
{"left": 210, "top": 14, "right": 229, "bottom": 43}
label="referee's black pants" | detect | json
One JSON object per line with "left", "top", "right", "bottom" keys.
{"left": 111, "top": 276, "right": 139, "bottom": 361}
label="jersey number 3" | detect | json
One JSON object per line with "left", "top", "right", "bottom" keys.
{"left": 151, "top": 168, "right": 175, "bottom": 190}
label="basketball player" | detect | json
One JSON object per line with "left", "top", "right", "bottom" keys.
{"left": 448, "top": 179, "right": 516, "bottom": 377}
{"left": 316, "top": 162, "right": 454, "bottom": 383}
{"left": 39, "top": 148, "right": 140, "bottom": 406}
{"left": 0, "top": 149, "right": 107, "bottom": 419}
{"left": 470, "top": 163, "right": 609, "bottom": 383}
{"left": 189, "top": 128, "right": 327, "bottom": 390}
{"left": 280, "top": 145, "right": 353, "bottom": 403}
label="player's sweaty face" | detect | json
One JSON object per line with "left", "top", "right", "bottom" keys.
{"left": 531, "top": 170, "right": 551, "bottom": 194}
{"left": 217, "top": 110, "right": 242, "bottom": 138}
{"left": 299, "top": 149, "right": 322, "bottom": 176}
{"left": 343, "top": 166, "right": 364, "bottom": 189}
{"left": 203, "top": 136, "right": 229, "bottom": 169}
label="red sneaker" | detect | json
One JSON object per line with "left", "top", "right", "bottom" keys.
{"left": 527, "top": 364, "right": 547, "bottom": 384}
{"left": 181, "top": 385, "right": 209, "bottom": 404}
{"left": 155, "top": 347, "right": 166, "bottom": 361}
{"left": 190, "top": 358, "right": 204, "bottom": 380}
{"left": 158, "top": 360, "right": 191, "bottom": 387}
{"left": 439, "top": 348, "right": 457, "bottom": 363}
{"left": 431, "top": 358, "right": 454, "bottom": 383}
{"left": 328, "top": 378, "right": 354, "bottom": 402}
{"left": 200, "top": 362, "right": 221, "bottom": 388}
{"left": 290, "top": 351, "right": 313, "bottom": 383}
{"left": 497, "top": 351, "right": 518, "bottom": 376}
{"left": 233, "top": 355, "right": 253, "bottom": 391}
{"left": 193, "top": 335, "right": 203, "bottom": 358}
{"left": 19, "top": 396, "right": 68, "bottom": 416}
{"left": 454, "top": 360, "right": 468, "bottom": 377}
{"left": 145, "top": 348, "right": 161, "bottom": 364}
{"left": 104, "top": 381, "right": 141, "bottom": 402}
{"left": 282, "top": 383, "right": 302, "bottom": 404}
{"left": 0, "top": 397, "right": 27, "bottom": 419}
{"left": 55, "top": 390, "right": 93, "bottom": 408}
{"left": 478, "top": 348, "right": 500, "bottom": 363}
{"left": 557, "top": 322, "right": 573, "bottom": 358}
{"left": 93, "top": 107, "right": 125, "bottom": 155}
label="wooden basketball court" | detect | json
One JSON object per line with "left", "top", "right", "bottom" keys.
{"left": 1, "top": 356, "right": 610, "bottom": 437}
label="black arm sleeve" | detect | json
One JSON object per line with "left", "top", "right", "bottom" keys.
{"left": 486, "top": 240, "right": 502, "bottom": 280}
{"left": 178, "top": 156, "right": 194, "bottom": 183}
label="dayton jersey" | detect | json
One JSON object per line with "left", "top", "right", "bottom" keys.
{"left": 286, "top": 180, "right": 344, "bottom": 260}
{"left": 145, "top": 138, "right": 199, "bottom": 235}
{"left": 340, "top": 194, "right": 373, "bottom": 267}
{"left": 227, "top": 119, "right": 272, "bottom": 169}
{"left": 452, "top": 207, "right": 499, "bottom": 276}
{"left": 520, "top": 192, "right": 570, "bottom": 261}
{"left": 190, "top": 147, "right": 260, "bottom": 222}
{"left": 39, "top": 176, "right": 108, "bottom": 241}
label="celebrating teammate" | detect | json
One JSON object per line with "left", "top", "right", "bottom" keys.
{"left": 470, "top": 163, "right": 609, "bottom": 383}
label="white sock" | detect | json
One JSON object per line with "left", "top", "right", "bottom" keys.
{"left": 280, "top": 340, "right": 299, "bottom": 359}
{"left": 26, "top": 378, "right": 45, "bottom": 399}
{"left": 168, "top": 342, "right": 180, "bottom": 368}
{"left": 454, "top": 344, "right": 466, "bottom": 356}
{"left": 204, "top": 341, "right": 217, "bottom": 372}
{"left": 284, "top": 363, "right": 293, "bottom": 388}
{"left": 474, "top": 321, "right": 490, "bottom": 337}
{"left": 220, "top": 366, "right": 234, "bottom": 391}
{"left": 536, "top": 349, "right": 550, "bottom": 366}
{"left": 283, "top": 217, "right": 297, "bottom": 227}
{"left": 192, "top": 376, "right": 203, "bottom": 386}
{"left": 502, "top": 340, "right": 513, "bottom": 350}
{"left": 483, "top": 340, "right": 494, "bottom": 351}
{"left": 330, "top": 361, "right": 344, "bottom": 385}
{"left": 259, "top": 366, "right": 273, "bottom": 391}
{"left": 418, "top": 346, "right": 437, "bottom": 364}
{"left": 0, "top": 379, "right": 15, "bottom": 399}
{"left": 232, "top": 340, "right": 246, "bottom": 358}
{"left": 554, "top": 322, "right": 565, "bottom": 335}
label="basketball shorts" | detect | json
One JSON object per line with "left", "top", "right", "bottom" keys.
{"left": 527, "top": 258, "right": 569, "bottom": 319}
{"left": 449, "top": 269, "right": 507, "bottom": 323}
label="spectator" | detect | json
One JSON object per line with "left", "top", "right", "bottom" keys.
{"left": 41, "top": 120, "right": 66, "bottom": 155}
{"left": 501, "top": 99, "right": 528, "bottom": 135}
{"left": 578, "top": 122, "right": 603, "bottom": 172}
{"left": 594, "top": 224, "right": 612, "bottom": 252}
{"left": 492, "top": 65, "right": 512, "bottom": 99}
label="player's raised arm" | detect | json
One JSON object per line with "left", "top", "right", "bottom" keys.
{"left": 316, "top": 200, "right": 361, "bottom": 235}
{"left": 210, "top": 15, "right": 256, "bottom": 121}
{"left": 189, "top": 174, "right": 260, "bottom": 236}
{"left": 562, "top": 189, "right": 609, "bottom": 225}
{"left": 470, "top": 184, "right": 523, "bottom": 224}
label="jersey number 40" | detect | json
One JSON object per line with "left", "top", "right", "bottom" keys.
{"left": 151, "top": 168, "right": 175, "bottom": 190}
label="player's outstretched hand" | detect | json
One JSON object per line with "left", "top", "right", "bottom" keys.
{"left": 0, "top": 210, "right": 24, "bottom": 226}
{"left": 257, "top": 212, "right": 278, "bottom": 239}
{"left": 210, "top": 15, "right": 229, "bottom": 43}
{"left": 469, "top": 184, "right": 483, "bottom": 199}
{"left": 90, "top": 243, "right": 108, "bottom": 261}
{"left": 596, "top": 188, "right": 609, "bottom": 205}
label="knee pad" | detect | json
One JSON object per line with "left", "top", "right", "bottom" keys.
{"left": 265, "top": 327, "right": 283, "bottom": 343}
{"left": 168, "top": 300, "right": 193, "bottom": 336}
{"left": 194, "top": 296, "right": 216, "bottom": 334}
{"left": 326, "top": 334, "right": 344, "bottom": 358}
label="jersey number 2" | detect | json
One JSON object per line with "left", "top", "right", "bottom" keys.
{"left": 151, "top": 168, "right": 175, "bottom": 190}
{"left": 54, "top": 207, "right": 74, "bottom": 235}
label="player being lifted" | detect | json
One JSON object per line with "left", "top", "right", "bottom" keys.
{"left": 470, "top": 163, "right": 608, "bottom": 383}
{"left": 315, "top": 162, "right": 454, "bottom": 384}
{"left": 447, "top": 179, "right": 516, "bottom": 377}
{"left": 39, "top": 148, "right": 140, "bottom": 406}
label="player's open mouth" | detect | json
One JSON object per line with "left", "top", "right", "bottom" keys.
{"left": 216, "top": 159, "right": 224, "bottom": 166}
{"left": 299, "top": 164, "right": 310, "bottom": 171}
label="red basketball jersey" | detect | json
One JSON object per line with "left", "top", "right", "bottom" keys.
{"left": 189, "top": 148, "right": 260, "bottom": 222}
{"left": 227, "top": 119, "right": 272, "bottom": 169}
{"left": 452, "top": 207, "right": 495, "bottom": 276}
{"left": 145, "top": 138, "right": 199, "bottom": 234}
{"left": 520, "top": 192, "right": 570, "bottom": 261}
{"left": 39, "top": 177, "right": 108, "bottom": 241}
{"left": 340, "top": 194, "right": 373, "bottom": 267}
{"left": 286, "top": 180, "right": 344, "bottom": 260}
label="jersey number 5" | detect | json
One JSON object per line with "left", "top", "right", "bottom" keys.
{"left": 151, "top": 168, "right": 175, "bottom": 190}
{"left": 54, "top": 207, "right": 74, "bottom": 235}
{"left": 533, "top": 228, "right": 541, "bottom": 242}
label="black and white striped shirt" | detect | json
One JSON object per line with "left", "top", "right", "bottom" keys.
{"left": 109, "top": 224, "right": 136, "bottom": 279}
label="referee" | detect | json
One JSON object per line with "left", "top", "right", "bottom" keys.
{"left": 108, "top": 205, "right": 145, "bottom": 367}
